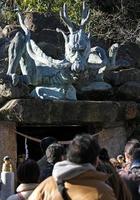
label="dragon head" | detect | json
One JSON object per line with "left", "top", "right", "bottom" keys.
{"left": 57, "top": 2, "right": 91, "bottom": 72}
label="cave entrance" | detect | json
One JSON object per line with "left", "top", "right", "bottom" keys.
{"left": 16, "top": 124, "right": 98, "bottom": 162}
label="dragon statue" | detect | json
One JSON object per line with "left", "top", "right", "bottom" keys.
{"left": 6, "top": 2, "right": 119, "bottom": 100}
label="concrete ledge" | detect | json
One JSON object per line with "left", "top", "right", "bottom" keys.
{"left": 0, "top": 99, "right": 138, "bottom": 125}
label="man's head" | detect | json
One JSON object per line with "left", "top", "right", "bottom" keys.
{"left": 40, "top": 136, "right": 57, "bottom": 154}
{"left": 46, "top": 143, "right": 65, "bottom": 164}
{"left": 67, "top": 134, "right": 100, "bottom": 165}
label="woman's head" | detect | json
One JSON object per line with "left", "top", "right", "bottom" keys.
{"left": 17, "top": 159, "right": 40, "bottom": 183}
{"left": 124, "top": 139, "right": 140, "bottom": 163}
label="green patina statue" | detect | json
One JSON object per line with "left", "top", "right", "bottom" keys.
{"left": 6, "top": 2, "right": 119, "bottom": 100}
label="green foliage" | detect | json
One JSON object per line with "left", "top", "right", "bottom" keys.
{"left": 16, "top": 0, "right": 83, "bottom": 17}
{"left": 17, "top": 0, "right": 86, "bottom": 24}
{"left": 0, "top": 0, "right": 87, "bottom": 24}
{"left": 88, "top": 1, "right": 140, "bottom": 45}
{"left": 16, "top": 0, "right": 48, "bottom": 12}
{"left": 0, "top": 0, "right": 16, "bottom": 24}
{"left": 1, "top": 0, "right": 140, "bottom": 44}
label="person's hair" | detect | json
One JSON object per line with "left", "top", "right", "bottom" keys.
{"left": 46, "top": 143, "right": 65, "bottom": 164}
{"left": 99, "top": 148, "right": 110, "bottom": 162}
{"left": 40, "top": 136, "right": 57, "bottom": 154}
{"left": 97, "top": 162, "right": 132, "bottom": 200}
{"left": 67, "top": 134, "right": 100, "bottom": 165}
{"left": 17, "top": 159, "right": 40, "bottom": 183}
{"left": 132, "top": 148, "right": 140, "bottom": 161}
{"left": 124, "top": 139, "right": 140, "bottom": 156}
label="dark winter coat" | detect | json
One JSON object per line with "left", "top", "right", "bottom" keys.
{"left": 37, "top": 155, "right": 53, "bottom": 182}
{"left": 119, "top": 161, "right": 140, "bottom": 200}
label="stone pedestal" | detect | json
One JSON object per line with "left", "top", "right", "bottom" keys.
{"left": 1, "top": 172, "right": 15, "bottom": 200}
{"left": 0, "top": 122, "right": 17, "bottom": 172}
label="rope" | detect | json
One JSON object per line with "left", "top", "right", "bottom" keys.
{"left": 16, "top": 131, "right": 100, "bottom": 145}
{"left": 16, "top": 131, "right": 71, "bottom": 144}
{"left": 16, "top": 131, "right": 41, "bottom": 142}
{"left": 25, "top": 137, "right": 29, "bottom": 160}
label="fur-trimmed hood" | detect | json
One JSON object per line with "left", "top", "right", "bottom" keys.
{"left": 52, "top": 160, "right": 108, "bottom": 183}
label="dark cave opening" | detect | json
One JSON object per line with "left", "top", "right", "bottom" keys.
{"left": 16, "top": 124, "right": 97, "bottom": 161}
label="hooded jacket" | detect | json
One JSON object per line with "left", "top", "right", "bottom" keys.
{"left": 28, "top": 160, "right": 116, "bottom": 200}
{"left": 7, "top": 183, "right": 38, "bottom": 200}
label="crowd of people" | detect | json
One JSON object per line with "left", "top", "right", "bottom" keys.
{"left": 6, "top": 134, "right": 140, "bottom": 200}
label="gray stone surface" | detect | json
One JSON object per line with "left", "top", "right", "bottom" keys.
{"left": 1, "top": 172, "right": 15, "bottom": 200}
{"left": 104, "top": 68, "right": 140, "bottom": 86}
{"left": 117, "top": 81, "right": 140, "bottom": 100}
{"left": 0, "top": 99, "right": 137, "bottom": 125}
{"left": 98, "top": 126, "right": 128, "bottom": 157}
{"left": 80, "top": 82, "right": 112, "bottom": 92}
{"left": 0, "top": 82, "right": 30, "bottom": 104}
{"left": 0, "top": 122, "right": 16, "bottom": 172}
{"left": 124, "top": 43, "right": 140, "bottom": 68}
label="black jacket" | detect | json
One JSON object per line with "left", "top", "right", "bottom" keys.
{"left": 37, "top": 155, "right": 53, "bottom": 182}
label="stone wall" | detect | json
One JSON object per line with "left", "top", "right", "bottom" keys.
{"left": 98, "top": 125, "right": 128, "bottom": 157}
{"left": 0, "top": 100, "right": 137, "bottom": 167}
{"left": 0, "top": 122, "right": 17, "bottom": 172}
